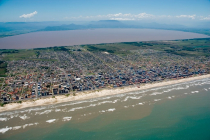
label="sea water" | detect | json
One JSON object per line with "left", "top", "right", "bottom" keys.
{"left": 0, "top": 77, "right": 210, "bottom": 140}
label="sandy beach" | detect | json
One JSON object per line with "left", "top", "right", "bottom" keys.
{"left": 0, "top": 74, "right": 210, "bottom": 112}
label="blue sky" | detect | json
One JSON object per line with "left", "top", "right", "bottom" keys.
{"left": 0, "top": 0, "right": 210, "bottom": 24}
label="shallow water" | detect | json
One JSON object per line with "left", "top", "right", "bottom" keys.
{"left": 0, "top": 29, "right": 209, "bottom": 49}
{"left": 0, "top": 78, "right": 210, "bottom": 139}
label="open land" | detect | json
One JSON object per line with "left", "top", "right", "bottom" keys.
{"left": 0, "top": 38, "right": 210, "bottom": 111}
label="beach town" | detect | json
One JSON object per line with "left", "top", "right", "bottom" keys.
{"left": 0, "top": 43, "right": 209, "bottom": 104}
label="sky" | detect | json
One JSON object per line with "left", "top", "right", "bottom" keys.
{"left": 0, "top": 0, "right": 210, "bottom": 25}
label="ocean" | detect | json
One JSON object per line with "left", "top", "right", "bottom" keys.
{"left": 0, "top": 77, "right": 210, "bottom": 140}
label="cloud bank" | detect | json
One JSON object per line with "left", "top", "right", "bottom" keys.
{"left": 65, "top": 13, "right": 210, "bottom": 21}
{"left": 20, "top": 11, "right": 38, "bottom": 18}
{"left": 176, "top": 14, "right": 196, "bottom": 19}
{"left": 200, "top": 15, "right": 210, "bottom": 20}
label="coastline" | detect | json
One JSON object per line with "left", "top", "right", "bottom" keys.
{"left": 1, "top": 74, "right": 210, "bottom": 113}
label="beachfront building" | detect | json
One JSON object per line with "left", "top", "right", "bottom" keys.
{"left": 1, "top": 46, "right": 209, "bottom": 102}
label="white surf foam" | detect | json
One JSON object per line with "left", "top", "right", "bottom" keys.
{"left": 12, "top": 114, "right": 19, "bottom": 118}
{"left": 22, "top": 123, "right": 38, "bottom": 129}
{"left": 123, "top": 96, "right": 142, "bottom": 102}
{"left": 0, "top": 118, "right": 7, "bottom": 121}
{"left": 46, "top": 119, "right": 56, "bottom": 123}
{"left": 55, "top": 109, "right": 61, "bottom": 112}
{"left": 191, "top": 91, "right": 199, "bottom": 94}
{"left": 99, "top": 110, "right": 106, "bottom": 113}
{"left": 154, "top": 99, "right": 161, "bottom": 102}
{"left": 67, "top": 99, "right": 119, "bottom": 112}
{"left": 68, "top": 107, "right": 84, "bottom": 112}
{"left": 13, "top": 126, "right": 21, "bottom": 130}
{"left": 107, "top": 108, "right": 116, "bottom": 112}
{"left": 150, "top": 92, "right": 162, "bottom": 96}
{"left": 19, "top": 114, "right": 30, "bottom": 120}
{"left": 22, "top": 124, "right": 28, "bottom": 129}
{"left": 0, "top": 126, "right": 12, "bottom": 134}
{"left": 89, "top": 104, "right": 96, "bottom": 107}
{"left": 63, "top": 117, "right": 72, "bottom": 121}
{"left": 35, "top": 110, "right": 52, "bottom": 115}
{"left": 62, "top": 108, "right": 67, "bottom": 112}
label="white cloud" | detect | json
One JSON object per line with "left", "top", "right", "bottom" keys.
{"left": 66, "top": 13, "right": 155, "bottom": 20}
{"left": 107, "top": 13, "right": 154, "bottom": 20}
{"left": 20, "top": 11, "right": 38, "bottom": 18}
{"left": 134, "top": 13, "right": 154, "bottom": 18}
{"left": 110, "top": 18, "right": 135, "bottom": 20}
{"left": 66, "top": 13, "right": 206, "bottom": 21}
{"left": 176, "top": 14, "right": 196, "bottom": 19}
{"left": 200, "top": 15, "right": 210, "bottom": 20}
{"left": 159, "top": 15, "right": 172, "bottom": 18}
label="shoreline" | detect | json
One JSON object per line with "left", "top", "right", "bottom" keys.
{"left": 1, "top": 74, "right": 210, "bottom": 112}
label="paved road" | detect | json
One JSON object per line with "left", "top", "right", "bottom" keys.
{"left": 35, "top": 82, "right": 38, "bottom": 99}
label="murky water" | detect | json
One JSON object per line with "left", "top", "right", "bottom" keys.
{"left": 0, "top": 29, "right": 209, "bottom": 49}
{"left": 0, "top": 78, "right": 210, "bottom": 139}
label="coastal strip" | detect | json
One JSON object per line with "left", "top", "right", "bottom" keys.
{"left": 0, "top": 74, "right": 210, "bottom": 112}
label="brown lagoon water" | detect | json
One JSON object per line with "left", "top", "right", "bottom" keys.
{"left": 0, "top": 29, "right": 209, "bottom": 49}
{"left": 0, "top": 77, "right": 210, "bottom": 140}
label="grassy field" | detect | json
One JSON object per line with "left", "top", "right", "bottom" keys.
{"left": 82, "top": 38, "right": 210, "bottom": 57}
{"left": 1, "top": 49, "right": 57, "bottom": 61}
{"left": 2, "top": 50, "right": 36, "bottom": 61}
{"left": 0, "top": 61, "right": 7, "bottom": 77}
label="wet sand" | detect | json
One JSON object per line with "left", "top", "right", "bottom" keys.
{"left": 1, "top": 74, "right": 210, "bottom": 113}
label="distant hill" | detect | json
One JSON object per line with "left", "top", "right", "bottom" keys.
{"left": 41, "top": 20, "right": 129, "bottom": 31}
{"left": 0, "top": 20, "right": 210, "bottom": 37}
{"left": 41, "top": 24, "right": 85, "bottom": 31}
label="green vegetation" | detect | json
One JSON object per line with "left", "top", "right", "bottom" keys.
{"left": 0, "top": 30, "right": 35, "bottom": 38}
{"left": 87, "top": 72, "right": 95, "bottom": 75}
{"left": 40, "top": 66, "right": 49, "bottom": 69}
{"left": 85, "top": 45, "right": 116, "bottom": 53}
{"left": 36, "top": 51, "right": 40, "bottom": 58}
{"left": 81, "top": 38, "right": 210, "bottom": 57}
{"left": 0, "top": 102, "right": 5, "bottom": 107}
{"left": 17, "top": 101, "right": 22, "bottom": 104}
{"left": 0, "top": 49, "right": 19, "bottom": 54}
{"left": 0, "top": 61, "right": 7, "bottom": 77}
{"left": 65, "top": 94, "right": 70, "bottom": 97}
{"left": 177, "top": 28, "right": 210, "bottom": 36}
{"left": 2, "top": 49, "right": 57, "bottom": 62}
{"left": 33, "top": 46, "right": 69, "bottom": 51}
{"left": 2, "top": 50, "right": 36, "bottom": 61}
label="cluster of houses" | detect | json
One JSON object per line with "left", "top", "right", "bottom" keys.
{"left": 0, "top": 46, "right": 209, "bottom": 102}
